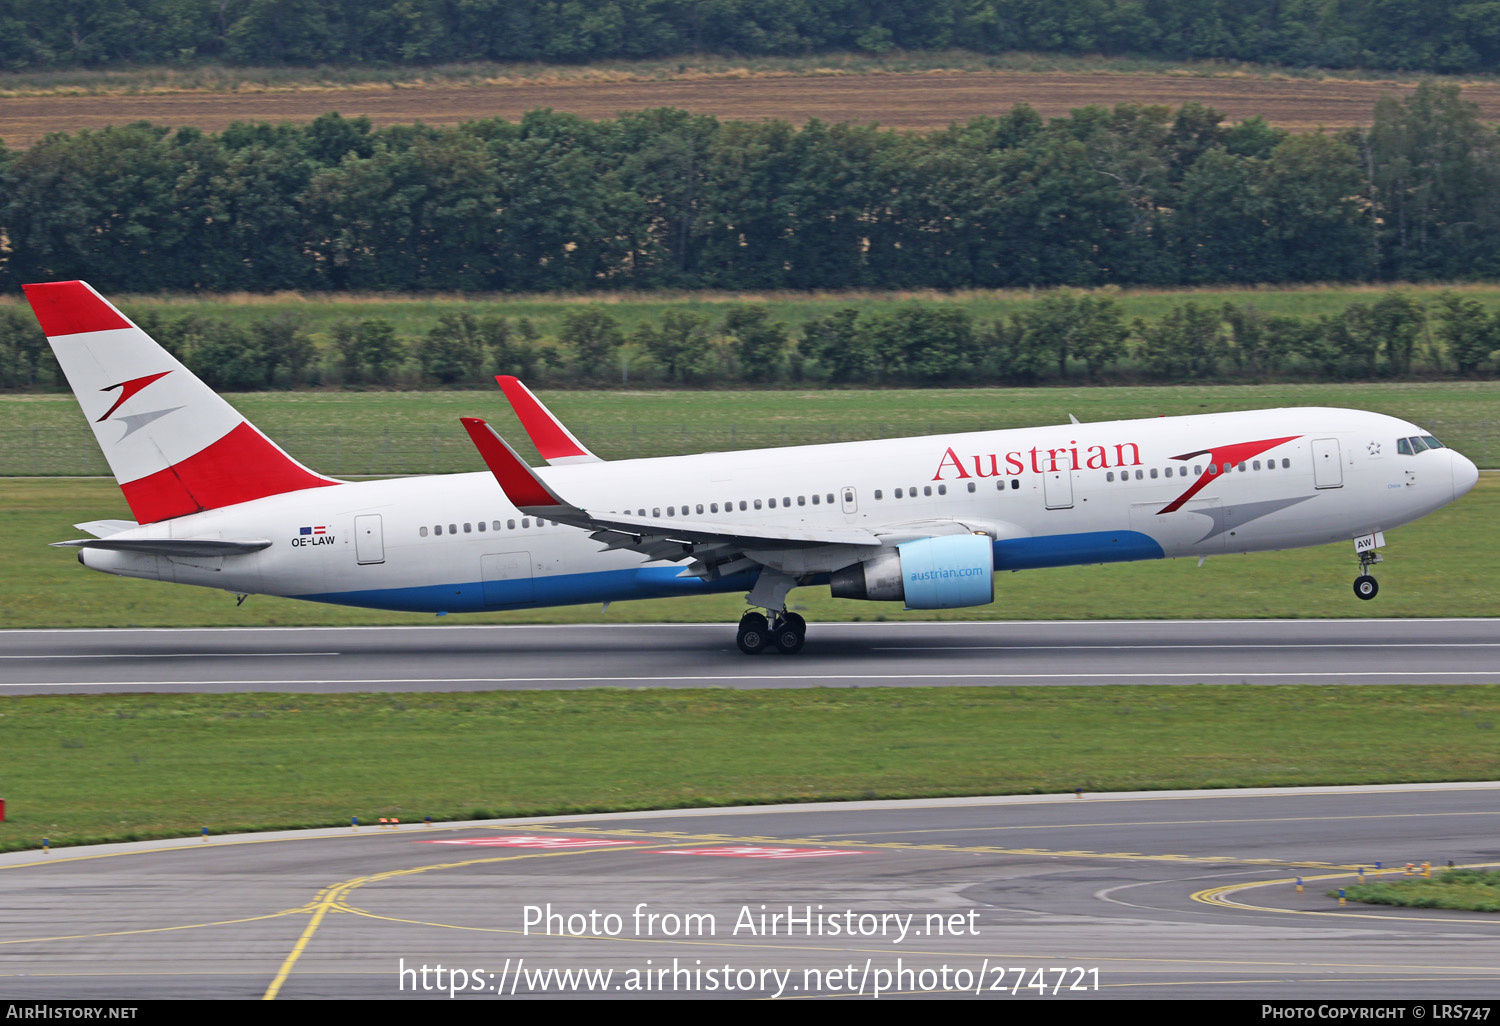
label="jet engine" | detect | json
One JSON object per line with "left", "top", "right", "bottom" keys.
{"left": 829, "top": 534, "right": 995, "bottom": 609}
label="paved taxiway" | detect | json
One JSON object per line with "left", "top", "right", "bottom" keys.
{"left": 1, "top": 619, "right": 1497, "bottom": 694}
{"left": 1, "top": 784, "right": 1498, "bottom": 1000}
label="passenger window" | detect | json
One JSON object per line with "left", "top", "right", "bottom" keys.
{"left": 797, "top": 496, "right": 806, "bottom": 506}
{"left": 420, "top": 526, "right": 428, "bottom": 537}
{"left": 923, "top": 486, "right": 932, "bottom": 497}
{"left": 449, "top": 523, "right": 457, "bottom": 534}
{"left": 711, "top": 503, "right": 719, "bottom": 513}
{"left": 1281, "top": 459, "right": 1290, "bottom": 468}
{"left": 938, "top": 484, "right": 947, "bottom": 495}
{"left": 1252, "top": 461, "right": 1260, "bottom": 471}
{"left": 478, "top": 521, "right": 486, "bottom": 532}
{"left": 1135, "top": 470, "right": 1144, "bottom": 480}
{"left": 966, "top": 482, "right": 975, "bottom": 493}
{"left": 739, "top": 501, "right": 747, "bottom": 511}
{"left": 783, "top": 497, "right": 791, "bottom": 506}
{"left": 508, "top": 519, "right": 516, "bottom": 530}
{"left": 895, "top": 488, "right": 904, "bottom": 498}
{"left": 1010, "top": 479, "right": 1019, "bottom": 490}
{"left": 812, "top": 494, "right": 820, "bottom": 505}
{"left": 826, "top": 494, "right": 835, "bottom": 504}
{"left": 1194, "top": 465, "right": 1203, "bottom": 475}
{"left": 754, "top": 499, "right": 762, "bottom": 510}
{"left": 464, "top": 523, "right": 472, "bottom": 533}
{"left": 1208, "top": 465, "right": 1218, "bottom": 475}
{"left": 1149, "top": 468, "right": 1158, "bottom": 479}
{"left": 768, "top": 498, "right": 776, "bottom": 509}
{"left": 435, "top": 525, "right": 442, "bottom": 535}
{"left": 522, "top": 519, "right": 530, "bottom": 529}
{"left": 1107, "top": 472, "right": 1114, "bottom": 482}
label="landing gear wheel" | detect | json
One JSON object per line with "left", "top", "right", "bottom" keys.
{"left": 736, "top": 613, "right": 769, "bottom": 654}
{"left": 1353, "top": 575, "right": 1379, "bottom": 601}
{"left": 772, "top": 618, "right": 806, "bottom": 654}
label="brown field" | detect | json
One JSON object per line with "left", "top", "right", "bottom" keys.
{"left": 3, "top": 70, "right": 1498, "bottom": 147}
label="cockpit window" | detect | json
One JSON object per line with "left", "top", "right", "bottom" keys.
{"left": 1397, "top": 437, "right": 1412, "bottom": 455}
{"left": 1408, "top": 435, "right": 1429, "bottom": 453}
{"left": 1422, "top": 435, "right": 1445, "bottom": 450}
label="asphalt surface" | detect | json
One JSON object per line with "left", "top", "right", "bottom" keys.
{"left": 2, "top": 619, "right": 1498, "bottom": 694}
{"left": 1, "top": 784, "right": 1498, "bottom": 1001}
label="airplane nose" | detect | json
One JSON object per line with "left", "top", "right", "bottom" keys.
{"left": 1452, "top": 450, "right": 1479, "bottom": 500}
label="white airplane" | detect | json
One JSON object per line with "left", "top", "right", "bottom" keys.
{"left": 26, "top": 280, "right": 1480, "bottom": 655}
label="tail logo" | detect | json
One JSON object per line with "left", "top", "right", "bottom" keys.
{"left": 1157, "top": 435, "right": 1301, "bottom": 514}
{"left": 98, "top": 371, "right": 172, "bottom": 422}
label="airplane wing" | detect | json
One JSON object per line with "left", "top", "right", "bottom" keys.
{"left": 460, "top": 417, "right": 882, "bottom": 581}
{"left": 493, "top": 376, "right": 603, "bottom": 465}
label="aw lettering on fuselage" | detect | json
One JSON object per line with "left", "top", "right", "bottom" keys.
{"left": 933, "top": 441, "right": 1142, "bottom": 480}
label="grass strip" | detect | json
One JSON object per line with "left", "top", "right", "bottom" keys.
{"left": 1340, "top": 869, "right": 1500, "bottom": 912}
{"left": 0, "top": 51, "right": 1473, "bottom": 98}
{"left": 4, "top": 381, "right": 1499, "bottom": 476}
{"left": 1, "top": 685, "right": 1497, "bottom": 853}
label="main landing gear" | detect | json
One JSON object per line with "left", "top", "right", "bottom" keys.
{"left": 736, "top": 610, "right": 807, "bottom": 655}
{"left": 1353, "top": 548, "right": 1382, "bottom": 601}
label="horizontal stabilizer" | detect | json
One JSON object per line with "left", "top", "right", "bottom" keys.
{"left": 52, "top": 538, "right": 272, "bottom": 557}
{"left": 72, "top": 519, "right": 139, "bottom": 538}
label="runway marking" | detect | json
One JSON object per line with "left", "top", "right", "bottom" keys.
{"left": 1191, "top": 862, "right": 1500, "bottom": 923}
{"left": 0, "top": 652, "right": 341, "bottom": 660}
{"left": 8, "top": 617, "right": 1497, "bottom": 634}
{"left": 818, "top": 809, "right": 1500, "bottom": 838}
{"left": 551, "top": 825, "right": 1361, "bottom": 870}
{"left": 656, "top": 846, "right": 867, "bottom": 858}
{"left": 874, "top": 643, "right": 1500, "bottom": 650}
{"left": 8, "top": 670, "right": 1500, "bottom": 689}
{"left": 262, "top": 842, "right": 669, "bottom": 1000}
{"left": 420, "top": 835, "right": 637, "bottom": 848}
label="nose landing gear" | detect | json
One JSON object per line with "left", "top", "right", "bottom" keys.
{"left": 1353, "top": 547, "right": 1382, "bottom": 601}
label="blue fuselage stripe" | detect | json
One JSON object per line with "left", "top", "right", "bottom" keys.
{"left": 292, "top": 530, "right": 1163, "bottom": 613}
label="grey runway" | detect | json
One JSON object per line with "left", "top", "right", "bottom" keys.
{"left": 1, "top": 783, "right": 1498, "bottom": 1000}
{"left": 2, "top": 618, "right": 1498, "bottom": 693}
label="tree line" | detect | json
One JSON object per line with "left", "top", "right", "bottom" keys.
{"left": 4, "top": 84, "right": 1500, "bottom": 294}
{"left": 6, "top": 290, "right": 1500, "bottom": 391}
{"left": 5, "top": 1, "right": 1500, "bottom": 75}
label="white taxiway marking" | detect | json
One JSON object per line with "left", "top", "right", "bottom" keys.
{"left": 4, "top": 670, "right": 1500, "bottom": 689}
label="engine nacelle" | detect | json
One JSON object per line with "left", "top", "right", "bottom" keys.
{"left": 829, "top": 534, "right": 995, "bottom": 609}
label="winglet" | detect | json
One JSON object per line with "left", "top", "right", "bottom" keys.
{"left": 460, "top": 417, "right": 577, "bottom": 516}
{"left": 494, "top": 376, "right": 601, "bottom": 465}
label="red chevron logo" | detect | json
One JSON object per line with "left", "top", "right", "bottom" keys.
{"left": 97, "top": 371, "right": 171, "bottom": 422}
{"left": 1157, "top": 435, "right": 1301, "bottom": 514}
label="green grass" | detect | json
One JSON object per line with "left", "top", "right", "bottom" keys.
{"left": 1341, "top": 868, "right": 1500, "bottom": 912}
{"left": 1, "top": 685, "right": 1497, "bottom": 852}
{"left": 4, "top": 381, "right": 1500, "bottom": 476}
{"left": 2, "top": 474, "right": 1494, "bottom": 629}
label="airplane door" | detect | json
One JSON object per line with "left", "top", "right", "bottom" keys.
{"left": 354, "top": 515, "right": 385, "bottom": 564}
{"left": 482, "top": 551, "right": 534, "bottom": 606}
{"left": 1043, "top": 467, "right": 1074, "bottom": 509}
{"left": 841, "top": 487, "right": 858, "bottom": 514}
{"left": 1312, "top": 438, "right": 1344, "bottom": 489}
